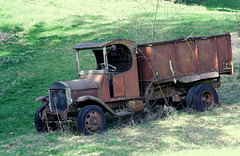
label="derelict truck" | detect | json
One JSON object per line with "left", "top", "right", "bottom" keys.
{"left": 34, "top": 32, "right": 233, "bottom": 135}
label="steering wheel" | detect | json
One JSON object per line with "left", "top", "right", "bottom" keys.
{"left": 108, "top": 64, "right": 117, "bottom": 72}
{"left": 99, "top": 63, "right": 117, "bottom": 72}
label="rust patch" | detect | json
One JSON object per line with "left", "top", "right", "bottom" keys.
{"left": 113, "top": 74, "right": 125, "bottom": 97}
{"left": 128, "top": 100, "right": 143, "bottom": 111}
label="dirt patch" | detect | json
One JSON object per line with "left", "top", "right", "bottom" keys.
{"left": 230, "top": 32, "right": 240, "bottom": 72}
{"left": 0, "top": 32, "right": 9, "bottom": 39}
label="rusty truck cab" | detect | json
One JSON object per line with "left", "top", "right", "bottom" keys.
{"left": 74, "top": 39, "right": 140, "bottom": 104}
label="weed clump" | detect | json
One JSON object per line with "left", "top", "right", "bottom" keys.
{"left": 112, "top": 102, "right": 180, "bottom": 128}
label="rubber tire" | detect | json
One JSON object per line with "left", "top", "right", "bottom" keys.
{"left": 186, "top": 86, "right": 195, "bottom": 108}
{"left": 34, "top": 106, "right": 47, "bottom": 132}
{"left": 193, "top": 84, "right": 219, "bottom": 111}
{"left": 76, "top": 105, "right": 106, "bottom": 135}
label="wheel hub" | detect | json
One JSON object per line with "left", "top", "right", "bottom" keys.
{"left": 201, "top": 90, "right": 214, "bottom": 110}
{"left": 85, "top": 111, "right": 102, "bottom": 132}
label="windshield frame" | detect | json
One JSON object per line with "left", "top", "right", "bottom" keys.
{"left": 76, "top": 46, "right": 108, "bottom": 76}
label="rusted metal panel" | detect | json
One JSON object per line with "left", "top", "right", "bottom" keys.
{"left": 151, "top": 43, "right": 176, "bottom": 78}
{"left": 194, "top": 40, "right": 200, "bottom": 73}
{"left": 113, "top": 74, "right": 125, "bottom": 97}
{"left": 66, "top": 75, "right": 102, "bottom": 90}
{"left": 64, "top": 75, "right": 103, "bottom": 102}
{"left": 124, "top": 57, "right": 140, "bottom": 98}
{"left": 100, "top": 75, "right": 110, "bottom": 102}
{"left": 176, "top": 40, "right": 196, "bottom": 76}
{"left": 196, "top": 39, "right": 215, "bottom": 73}
{"left": 174, "top": 42, "right": 179, "bottom": 77}
{"left": 77, "top": 95, "right": 117, "bottom": 116}
{"left": 213, "top": 37, "right": 219, "bottom": 72}
{"left": 216, "top": 36, "right": 232, "bottom": 74}
{"left": 128, "top": 100, "right": 143, "bottom": 111}
{"left": 105, "top": 97, "right": 128, "bottom": 102}
{"left": 178, "top": 71, "right": 219, "bottom": 83}
{"left": 106, "top": 101, "right": 124, "bottom": 109}
{"left": 137, "top": 46, "right": 153, "bottom": 81}
{"left": 71, "top": 89, "right": 98, "bottom": 101}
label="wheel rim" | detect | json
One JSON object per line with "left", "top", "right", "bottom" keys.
{"left": 84, "top": 110, "right": 102, "bottom": 133}
{"left": 201, "top": 90, "right": 214, "bottom": 110}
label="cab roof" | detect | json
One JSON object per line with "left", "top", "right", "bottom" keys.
{"left": 73, "top": 38, "right": 134, "bottom": 50}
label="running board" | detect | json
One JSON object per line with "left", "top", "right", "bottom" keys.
{"left": 116, "top": 111, "right": 134, "bottom": 117}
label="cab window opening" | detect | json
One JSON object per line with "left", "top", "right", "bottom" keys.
{"left": 106, "top": 44, "right": 132, "bottom": 73}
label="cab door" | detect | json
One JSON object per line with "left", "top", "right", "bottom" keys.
{"left": 107, "top": 44, "right": 139, "bottom": 99}
{"left": 109, "top": 73, "right": 124, "bottom": 98}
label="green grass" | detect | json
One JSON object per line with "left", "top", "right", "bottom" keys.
{"left": 0, "top": 0, "right": 240, "bottom": 155}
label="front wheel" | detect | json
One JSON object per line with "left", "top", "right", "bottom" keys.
{"left": 193, "top": 84, "right": 219, "bottom": 111}
{"left": 76, "top": 105, "right": 106, "bottom": 135}
{"left": 34, "top": 106, "right": 47, "bottom": 132}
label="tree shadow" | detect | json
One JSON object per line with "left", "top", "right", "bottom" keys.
{"left": 174, "top": 0, "right": 240, "bottom": 11}
{"left": 0, "top": 14, "right": 119, "bottom": 65}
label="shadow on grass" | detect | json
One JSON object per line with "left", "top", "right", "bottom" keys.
{"left": 174, "top": 0, "right": 240, "bottom": 11}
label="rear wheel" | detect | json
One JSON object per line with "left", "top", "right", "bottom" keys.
{"left": 76, "top": 105, "right": 106, "bottom": 135}
{"left": 193, "top": 84, "right": 219, "bottom": 111}
{"left": 186, "top": 86, "right": 195, "bottom": 108}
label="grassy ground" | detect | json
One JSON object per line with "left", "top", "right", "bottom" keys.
{"left": 1, "top": 104, "right": 240, "bottom": 156}
{"left": 0, "top": 0, "right": 240, "bottom": 155}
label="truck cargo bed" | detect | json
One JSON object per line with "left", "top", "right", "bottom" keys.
{"left": 137, "top": 33, "right": 233, "bottom": 87}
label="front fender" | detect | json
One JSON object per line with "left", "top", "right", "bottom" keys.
{"left": 76, "top": 95, "right": 117, "bottom": 116}
{"left": 35, "top": 95, "right": 49, "bottom": 106}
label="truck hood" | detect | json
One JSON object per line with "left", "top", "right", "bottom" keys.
{"left": 64, "top": 74, "right": 104, "bottom": 90}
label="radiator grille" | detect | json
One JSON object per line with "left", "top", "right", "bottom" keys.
{"left": 50, "top": 89, "right": 67, "bottom": 111}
